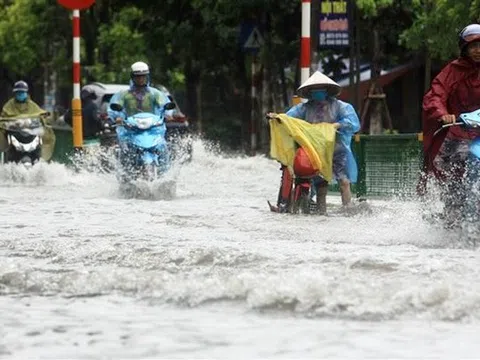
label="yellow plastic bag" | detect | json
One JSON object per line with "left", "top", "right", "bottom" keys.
{"left": 269, "top": 114, "right": 336, "bottom": 182}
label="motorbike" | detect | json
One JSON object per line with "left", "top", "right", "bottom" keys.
{"left": 109, "top": 102, "right": 177, "bottom": 197}
{"left": 0, "top": 116, "right": 46, "bottom": 167}
{"left": 266, "top": 114, "right": 324, "bottom": 214}
{"left": 426, "top": 108, "right": 480, "bottom": 244}
{"left": 98, "top": 108, "right": 192, "bottom": 165}
{"left": 268, "top": 149, "right": 319, "bottom": 214}
{"left": 165, "top": 113, "right": 193, "bottom": 164}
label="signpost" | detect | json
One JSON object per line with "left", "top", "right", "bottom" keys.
{"left": 57, "top": 0, "right": 95, "bottom": 150}
{"left": 240, "top": 23, "right": 264, "bottom": 155}
{"left": 318, "top": 0, "right": 350, "bottom": 48}
{"left": 318, "top": 0, "right": 356, "bottom": 106}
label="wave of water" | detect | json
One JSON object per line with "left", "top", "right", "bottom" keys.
{"left": 1, "top": 138, "right": 480, "bottom": 358}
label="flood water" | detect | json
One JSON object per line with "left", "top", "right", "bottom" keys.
{"left": 1, "top": 139, "right": 479, "bottom": 359}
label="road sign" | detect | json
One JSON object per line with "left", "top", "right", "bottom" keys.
{"left": 57, "top": 0, "right": 95, "bottom": 10}
{"left": 244, "top": 27, "right": 264, "bottom": 50}
{"left": 240, "top": 23, "right": 264, "bottom": 54}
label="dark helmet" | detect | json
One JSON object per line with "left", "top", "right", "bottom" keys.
{"left": 13, "top": 80, "right": 29, "bottom": 92}
{"left": 458, "top": 24, "right": 480, "bottom": 51}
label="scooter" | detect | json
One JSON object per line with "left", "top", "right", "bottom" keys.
{"left": 109, "top": 102, "right": 176, "bottom": 196}
{"left": 0, "top": 116, "right": 45, "bottom": 167}
{"left": 268, "top": 148, "right": 319, "bottom": 214}
{"left": 266, "top": 114, "right": 323, "bottom": 214}
{"left": 428, "top": 108, "right": 480, "bottom": 244}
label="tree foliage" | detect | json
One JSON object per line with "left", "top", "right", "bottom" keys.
{"left": 92, "top": 6, "right": 148, "bottom": 83}
{"left": 0, "top": 0, "right": 70, "bottom": 74}
{"left": 400, "top": 0, "right": 471, "bottom": 60}
{"left": 0, "top": 0, "right": 477, "bottom": 143}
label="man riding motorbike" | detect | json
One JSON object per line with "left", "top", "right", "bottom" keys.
{"left": 0, "top": 80, "right": 56, "bottom": 162}
{"left": 107, "top": 61, "right": 173, "bottom": 123}
{"left": 268, "top": 71, "right": 360, "bottom": 215}
{"left": 420, "top": 23, "right": 480, "bottom": 227}
{"left": 106, "top": 61, "right": 175, "bottom": 176}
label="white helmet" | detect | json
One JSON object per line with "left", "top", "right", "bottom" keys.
{"left": 130, "top": 61, "right": 150, "bottom": 77}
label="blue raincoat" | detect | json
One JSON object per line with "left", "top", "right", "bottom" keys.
{"left": 108, "top": 79, "right": 173, "bottom": 122}
{"left": 286, "top": 98, "right": 360, "bottom": 183}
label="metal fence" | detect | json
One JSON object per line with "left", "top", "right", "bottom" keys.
{"left": 353, "top": 133, "right": 423, "bottom": 198}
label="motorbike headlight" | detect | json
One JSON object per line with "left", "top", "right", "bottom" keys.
{"left": 135, "top": 117, "right": 154, "bottom": 130}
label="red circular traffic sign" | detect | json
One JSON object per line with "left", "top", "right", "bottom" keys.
{"left": 57, "top": 0, "right": 95, "bottom": 10}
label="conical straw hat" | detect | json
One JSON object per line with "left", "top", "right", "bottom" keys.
{"left": 297, "top": 71, "right": 341, "bottom": 98}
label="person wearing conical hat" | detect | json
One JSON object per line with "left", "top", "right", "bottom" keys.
{"left": 270, "top": 71, "right": 360, "bottom": 214}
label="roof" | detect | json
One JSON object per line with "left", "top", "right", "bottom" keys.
{"left": 316, "top": 56, "right": 370, "bottom": 81}
{"left": 336, "top": 62, "right": 416, "bottom": 87}
{"left": 335, "top": 62, "right": 419, "bottom": 102}
{"left": 83, "top": 82, "right": 171, "bottom": 96}
{"left": 315, "top": 56, "right": 418, "bottom": 87}
{"left": 83, "top": 83, "right": 129, "bottom": 95}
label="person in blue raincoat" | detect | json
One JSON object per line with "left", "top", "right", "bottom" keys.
{"left": 107, "top": 61, "right": 173, "bottom": 122}
{"left": 272, "top": 71, "right": 360, "bottom": 214}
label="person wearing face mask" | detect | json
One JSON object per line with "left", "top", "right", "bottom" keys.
{"left": 269, "top": 71, "right": 360, "bottom": 214}
{"left": 1, "top": 81, "right": 43, "bottom": 115}
{"left": 0, "top": 80, "right": 56, "bottom": 161}
{"left": 420, "top": 24, "right": 480, "bottom": 227}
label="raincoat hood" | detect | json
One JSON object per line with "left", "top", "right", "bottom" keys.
{"left": 297, "top": 71, "right": 341, "bottom": 98}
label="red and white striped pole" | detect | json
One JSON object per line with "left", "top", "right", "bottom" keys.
{"left": 300, "top": 0, "right": 311, "bottom": 85}
{"left": 72, "top": 9, "right": 83, "bottom": 149}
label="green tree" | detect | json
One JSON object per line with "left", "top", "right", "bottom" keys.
{"left": 0, "top": 0, "right": 70, "bottom": 83}
{"left": 91, "top": 6, "right": 149, "bottom": 83}
{"left": 400, "top": 0, "right": 470, "bottom": 61}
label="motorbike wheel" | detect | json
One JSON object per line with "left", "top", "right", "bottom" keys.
{"left": 20, "top": 155, "right": 33, "bottom": 167}
{"left": 292, "top": 184, "right": 311, "bottom": 215}
{"left": 143, "top": 163, "right": 158, "bottom": 181}
{"left": 5, "top": 147, "right": 38, "bottom": 167}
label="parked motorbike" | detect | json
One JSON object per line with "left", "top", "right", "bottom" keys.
{"left": 0, "top": 116, "right": 46, "bottom": 167}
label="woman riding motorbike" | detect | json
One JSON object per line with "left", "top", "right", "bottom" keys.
{"left": 269, "top": 71, "right": 360, "bottom": 214}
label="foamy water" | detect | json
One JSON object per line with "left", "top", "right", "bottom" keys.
{"left": 1, "top": 139, "right": 480, "bottom": 358}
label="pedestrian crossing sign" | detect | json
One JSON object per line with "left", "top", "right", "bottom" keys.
{"left": 243, "top": 27, "right": 264, "bottom": 52}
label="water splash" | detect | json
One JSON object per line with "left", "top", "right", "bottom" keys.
{"left": 2, "top": 135, "right": 480, "bottom": 360}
